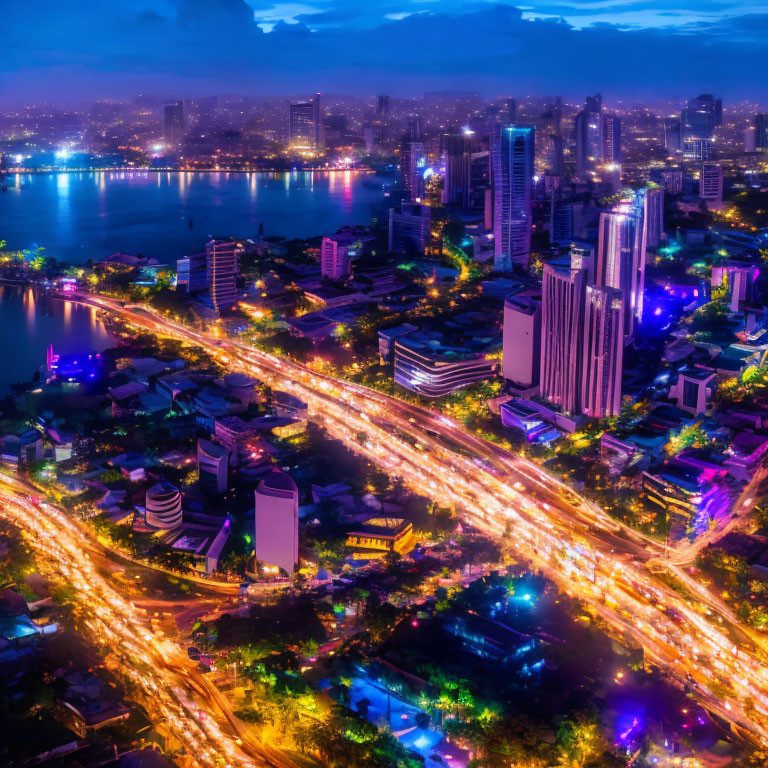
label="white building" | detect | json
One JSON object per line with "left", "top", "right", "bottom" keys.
{"left": 145, "top": 481, "right": 182, "bottom": 530}
{"left": 502, "top": 295, "right": 541, "bottom": 391}
{"left": 254, "top": 470, "right": 299, "bottom": 576}
{"left": 197, "top": 438, "right": 229, "bottom": 494}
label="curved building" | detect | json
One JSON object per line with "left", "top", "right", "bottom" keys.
{"left": 145, "top": 481, "right": 182, "bottom": 530}
{"left": 254, "top": 470, "right": 298, "bottom": 576}
{"left": 394, "top": 334, "right": 498, "bottom": 398}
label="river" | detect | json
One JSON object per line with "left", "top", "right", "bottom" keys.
{"left": 2, "top": 170, "right": 392, "bottom": 264}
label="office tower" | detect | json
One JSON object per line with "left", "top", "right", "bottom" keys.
{"left": 595, "top": 194, "right": 647, "bottom": 339}
{"left": 683, "top": 138, "right": 713, "bottom": 162}
{"left": 401, "top": 141, "right": 426, "bottom": 199}
{"left": 549, "top": 197, "right": 573, "bottom": 244}
{"left": 600, "top": 114, "right": 621, "bottom": 165}
{"left": 442, "top": 132, "right": 474, "bottom": 207}
{"left": 206, "top": 239, "right": 240, "bottom": 314}
{"left": 377, "top": 94, "right": 390, "bottom": 116}
{"left": 491, "top": 124, "right": 535, "bottom": 271}
{"left": 682, "top": 94, "right": 719, "bottom": 141}
{"left": 502, "top": 295, "right": 541, "bottom": 390}
{"left": 145, "top": 481, "right": 182, "bottom": 530}
{"left": 581, "top": 285, "right": 624, "bottom": 418}
{"left": 664, "top": 118, "right": 682, "bottom": 152}
{"left": 321, "top": 234, "right": 356, "bottom": 280}
{"left": 254, "top": 470, "right": 298, "bottom": 575}
{"left": 700, "top": 162, "right": 723, "bottom": 207}
{"left": 198, "top": 438, "right": 229, "bottom": 494}
{"left": 407, "top": 118, "right": 424, "bottom": 141}
{"left": 388, "top": 201, "right": 431, "bottom": 255}
{"left": 289, "top": 94, "right": 323, "bottom": 151}
{"left": 540, "top": 264, "right": 587, "bottom": 415}
{"left": 755, "top": 114, "right": 768, "bottom": 151}
{"left": 176, "top": 251, "right": 207, "bottom": 294}
{"left": 164, "top": 102, "right": 185, "bottom": 144}
{"left": 644, "top": 187, "right": 665, "bottom": 248}
{"left": 575, "top": 95, "right": 602, "bottom": 178}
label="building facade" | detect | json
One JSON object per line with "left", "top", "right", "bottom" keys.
{"left": 254, "top": 470, "right": 299, "bottom": 576}
{"left": 145, "top": 481, "right": 183, "bottom": 530}
{"left": 492, "top": 124, "right": 535, "bottom": 271}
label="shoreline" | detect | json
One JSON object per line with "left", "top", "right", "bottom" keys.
{"left": 5, "top": 166, "right": 379, "bottom": 175}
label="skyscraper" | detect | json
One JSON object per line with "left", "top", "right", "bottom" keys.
{"left": 700, "top": 162, "right": 724, "bottom": 207}
{"left": 682, "top": 94, "right": 720, "bottom": 141}
{"left": 254, "top": 470, "right": 299, "bottom": 576}
{"left": 755, "top": 114, "right": 768, "bottom": 151}
{"left": 442, "top": 132, "right": 474, "bottom": 207}
{"left": 540, "top": 263, "right": 587, "bottom": 415}
{"left": 289, "top": 94, "right": 323, "bottom": 151}
{"left": 502, "top": 295, "right": 541, "bottom": 391}
{"left": 575, "top": 95, "right": 602, "bottom": 178}
{"left": 206, "top": 239, "right": 241, "bottom": 314}
{"left": 401, "top": 141, "right": 426, "bottom": 200}
{"left": 581, "top": 285, "right": 624, "bottom": 418}
{"left": 164, "top": 101, "right": 185, "bottom": 144}
{"left": 491, "top": 124, "right": 535, "bottom": 271}
{"left": 595, "top": 194, "right": 647, "bottom": 339}
{"left": 377, "top": 94, "right": 390, "bottom": 116}
{"left": 644, "top": 187, "right": 665, "bottom": 249}
{"left": 600, "top": 114, "right": 621, "bottom": 165}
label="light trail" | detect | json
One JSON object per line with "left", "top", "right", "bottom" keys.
{"left": 59, "top": 296, "right": 768, "bottom": 744}
{"left": 0, "top": 474, "right": 303, "bottom": 768}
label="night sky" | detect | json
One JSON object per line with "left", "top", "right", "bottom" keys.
{"left": 4, "top": 0, "right": 768, "bottom": 101}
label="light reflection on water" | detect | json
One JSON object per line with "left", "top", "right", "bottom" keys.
{"left": 3, "top": 170, "right": 390, "bottom": 264}
{"left": 0, "top": 287, "right": 114, "bottom": 394}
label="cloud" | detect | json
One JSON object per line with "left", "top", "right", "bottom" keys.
{"left": 1, "top": 1, "right": 766, "bottom": 101}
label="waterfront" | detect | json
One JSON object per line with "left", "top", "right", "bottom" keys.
{"left": 0, "top": 287, "right": 114, "bottom": 395}
{"left": 2, "top": 170, "right": 392, "bottom": 264}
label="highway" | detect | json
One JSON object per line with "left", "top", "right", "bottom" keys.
{"left": 75, "top": 294, "right": 768, "bottom": 746}
{"left": 0, "top": 473, "right": 311, "bottom": 768}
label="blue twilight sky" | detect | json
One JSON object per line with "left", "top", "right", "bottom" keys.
{"left": 3, "top": 0, "right": 768, "bottom": 102}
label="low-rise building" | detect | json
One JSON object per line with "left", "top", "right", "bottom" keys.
{"left": 345, "top": 517, "right": 414, "bottom": 557}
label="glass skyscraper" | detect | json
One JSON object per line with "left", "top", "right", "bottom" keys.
{"left": 491, "top": 124, "right": 535, "bottom": 271}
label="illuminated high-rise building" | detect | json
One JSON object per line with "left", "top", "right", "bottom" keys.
{"left": 540, "top": 263, "right": 587, "bottom": 415}
{"left": 682, "top": 94, "right": 720, "bottom": 141}
{"left": 581, "top": 285, "right": 624, "bottom": 418}
{"left": 401, "top": 141, "right": 426, "bottom": 200}
{"left": 491, "top": 124, "right": 535, "bottom": 271}
{"left": 442, "top": 131, "right": 474, "bottom": 208}
{"left": 595, "top": 193, "right": 647, "bottom": 339}
{"left": 206, "top": 239, "right": 241, "bottom": 314}
{"left": 644, "top": 187, "right": 665, "bottom": 249}
{"left": 600, "top": 114, "right": 621, "bottom": 165}
{"left": 289, "top": 94, "right": 323, "bottom": 151}
{"left": 575, "top": 94, "right": 602, "bottom": 178}
{"left": 164, "top": 101, "right": 185, "bottom": 144}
